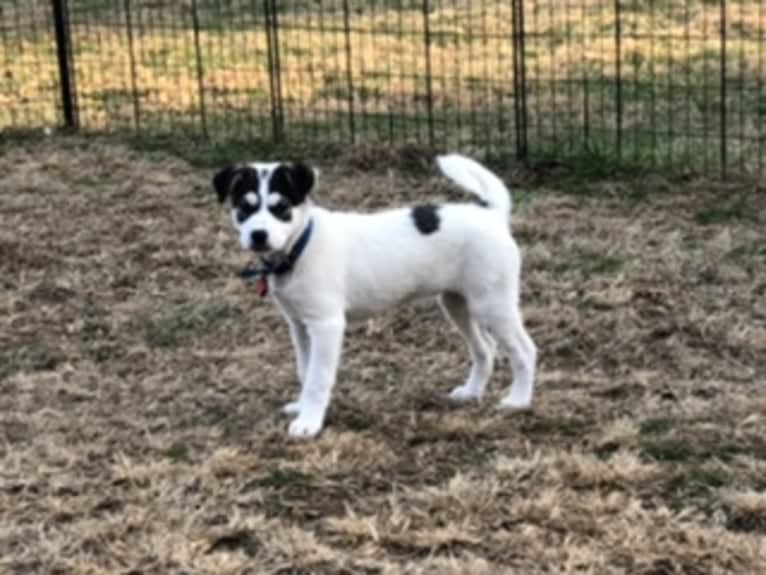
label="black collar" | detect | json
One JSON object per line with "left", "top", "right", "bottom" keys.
{"left": 240, "top": 219, "right": 314, "bottom": 281}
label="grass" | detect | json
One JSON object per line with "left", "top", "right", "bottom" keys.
{"left": 519, "top": 415, "right": 592, "bottom": 437}
{"left": 140, "top": 302, "right": 237, "bottom": 348}
{"left": 639, "top": 417, "right": 676, "bottom": 436}
{"left": 642, "top": 439, "right": 697, "bottom": 463}
{"left": 591, "top": 254, "right": 626, "bottom": 275}
{"left": 2, "top": 0, "right": 765, "bottom": 174}
{"left": 0, "top": 345, "right": 67, "bottom": 379}
{"left": 164, "top": 442, "right": 191, "bottom": 463}
{"left": 255, "top": 469, "right": 315, "bottom": 489}
{"left": 552, "top": 251, "right": 627, "bottom": 278}
{"left": 695, "top": 195, "right": 762, "bottom": 225}
{"left": 0, "top": 135, "right": 765, "bottom": 572}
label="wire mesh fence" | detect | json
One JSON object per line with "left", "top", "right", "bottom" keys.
{"left": 1, "top": 0, "right": 764, "bottom": 176}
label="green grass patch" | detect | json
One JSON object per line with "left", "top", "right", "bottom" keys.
{"left": 727, "top": 241, "right": 766, "bottom": 263}
{"left": 164, "top": 442, "right": 191, "bottom": 462}
{"left": 0, "top": 345, "right": 67, "bottom": 379}
{"left": 707, "top": 442, "right": 749, "bottom": 463}
{"left": 594, "top": 442, "right": 621, "bottom": 460}
{"left": 686, "top": 467, "right": 728, "bottom": 490}
{"left": 695, "top": 198, "right": 759, "bottom": 226}
{"left": 253, "top": 469, "right": 314, "bottom": 489}
{"left": 642, "top": 435, "right": 751, "bottom": 464}
{"left": 336, "top": 409, "right": 375, "bottom": 432}
{"left": 141, "top": 302, "right": 237, "bottom": 348}
{"left": 519, "top": 415, "right": 591, "bottom": 438}
{"left": 639, "top": 417, "right": 676, "bottom": 436}
{"left": 664, "top": 466, "right": 728, "bottom": 502}
{"left": 641, "top": 439, "right": 696, "bottom": 463}
{"left": 554, "top": 251, "right": 627, "bottom": 277}
{"left": 591, "top": 255, "right": 626, "bottom": 275}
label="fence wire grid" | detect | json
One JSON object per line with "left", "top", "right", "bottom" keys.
{"left": 1, "top": 0, "right": 764, "bottom": 175}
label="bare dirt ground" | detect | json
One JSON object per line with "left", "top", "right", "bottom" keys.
{"left": 1, "top": 136, "right": 765, "bottom": 574}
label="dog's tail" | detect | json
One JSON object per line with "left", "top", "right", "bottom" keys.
{"left": 436, "top": 154, "right": 511, "bottom": 225}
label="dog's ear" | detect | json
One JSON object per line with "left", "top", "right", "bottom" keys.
{"left": 289, "top": 162, "right": 315, "bottom": 200}
{"left": 212, "top": 165, "right": 239, "bottom": 204}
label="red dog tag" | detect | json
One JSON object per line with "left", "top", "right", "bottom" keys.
{"left": 255, "top": 275, "right": 269, "bottom": 297}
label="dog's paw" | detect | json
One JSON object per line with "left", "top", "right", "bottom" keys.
{"left": 448, "top": 384, "right": 481, "bottom": 402}
{"left": 282, "top": 400, "right": 302, "bottom": 415}
{"left": 497, "top": 394, "right": 532, "bottom": 412}
{"left": 497, "top": 381, "right": 534, "bottom": 411}
{"left": 288, "top": 412, "right": 324, "bottom": 439}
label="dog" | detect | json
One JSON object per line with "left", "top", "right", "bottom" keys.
{"left": 212, "top": 154, "right": 537, "bottom": 438}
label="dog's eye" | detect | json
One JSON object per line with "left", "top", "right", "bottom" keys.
{"left": 236, "top": 206, "right": 255, "bottom": 223}
{"left": 270, "top": 201, "right": 291, "bottom": 220}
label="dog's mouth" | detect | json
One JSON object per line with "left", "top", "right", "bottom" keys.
{"left": 239, "top": 259, "right": 264, "bottom": 280}
{"left": 245, "top": 249, "right": 288, "bottom": 267}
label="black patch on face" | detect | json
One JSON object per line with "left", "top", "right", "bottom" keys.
{"left": 230, "top": 167, "right": 260, "bottom": 203}
{"left": 235, "top": 201, "right": 258, "bottom": 224}
{"left": 212, "top": 165, "right": 238, "bottom": 203}
{"left": 412, "top": 204, "right": 440, "bottom": 235}
{"left": 212, "top": 165, "right": 261, "bottom": 208}
{"left": 228, "top": 168, "right": 262, "bottom": 223}
{"left": 269, "top": 163, "right": 314, "bottom": 206}
{"left": 268, "top": 194, "right": 293, "bottom": 222}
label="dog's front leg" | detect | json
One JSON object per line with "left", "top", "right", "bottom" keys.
{"left": 288, "top": 315, "right": 346, "bottom": 439}
{"left": 283, "top": 317, "right": 310, "bottom": 415}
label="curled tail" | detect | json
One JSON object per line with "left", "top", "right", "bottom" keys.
{"left": 436, "top": 153, "right": 512, "bottom": 225}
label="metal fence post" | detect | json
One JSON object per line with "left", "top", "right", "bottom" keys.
{"left": 423, "top": 0, "right": 435, "bottom": 147}
{"left": 52, "top": 0, "right": 77, "bottom": 128}
{"left": 191, "top": 0, "right": 208, "bottom": 138}
{"left": 270, "top": 0, "right": 285, "bottom": 142}
{"left": 720, "top": 0, "right": 727, "bottom": 178}
{"left": 614, "top": 0, "right": 623, "bottom": 161}
{"left": 264, "top": 0, "right": 284, "bottom": 143}
{"left": 342, "top": 0, "right": 356, "bottom": 143}
{"left": 124, "top": 0, "right": 141, "bottom": 130}
{"left": 511, "top": 0, "right": 528, "bottom": 161}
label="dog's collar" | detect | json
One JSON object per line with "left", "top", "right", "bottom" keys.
{"left": 240, "top": 218, "right": 314, "bottom": 283}
{"left": 264, "top": 218, "right": 314, "bottom": 275}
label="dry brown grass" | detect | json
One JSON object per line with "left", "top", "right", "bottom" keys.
{"left": 1, "top": 136, "right": 765, "bottom": 573}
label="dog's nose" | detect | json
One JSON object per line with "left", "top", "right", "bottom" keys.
{"left": 250, "top": 230, "right": 268, "bottom": 251}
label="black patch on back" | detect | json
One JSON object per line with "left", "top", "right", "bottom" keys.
{"left": 412, "top": 204, "right": 440, "bottom": 235}
{"left": 269, "top": 163, "right": 314, "bottom": 206}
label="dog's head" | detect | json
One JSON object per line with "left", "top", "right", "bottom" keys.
{"left": 212, "top": 162, "right": 315, "bottom": 253}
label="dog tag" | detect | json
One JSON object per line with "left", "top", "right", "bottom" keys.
{"left": 240, "top": 261, "right": 270, "bottom": 298}
{"left": 255, "top": 275, "right": 269, "bottom": 297}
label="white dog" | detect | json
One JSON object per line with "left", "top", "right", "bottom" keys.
{"left": 212, "top": 154, "right": 537, "bottom": 438}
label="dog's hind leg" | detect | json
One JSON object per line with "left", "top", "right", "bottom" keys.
{"left": 476, "top": 304, "right": 537, "bottom": 410}
{"left": 439, "top": 292, "right": 496, "bottom": 401}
